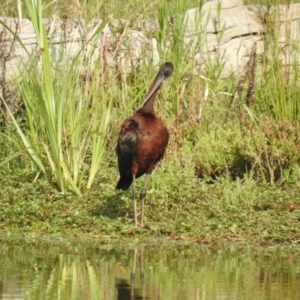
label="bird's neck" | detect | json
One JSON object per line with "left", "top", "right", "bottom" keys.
{"left": 136, "top": 91, "right": 158, "bottom": 116}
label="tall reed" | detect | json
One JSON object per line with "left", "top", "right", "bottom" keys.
{"left": 1, "top": 0, "right": 112, "bottom": 194}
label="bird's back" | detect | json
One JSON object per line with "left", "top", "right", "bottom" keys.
{"left": 116, "top": 113, "right": 168, "bottom": 190}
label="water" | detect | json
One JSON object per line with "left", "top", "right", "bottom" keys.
{"left": 0, "top": 239, "right": 300, "bottom": 300}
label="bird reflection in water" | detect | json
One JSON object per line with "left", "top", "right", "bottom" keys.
{"left": 116, "top": 248, "right": 147, "bottom": 300}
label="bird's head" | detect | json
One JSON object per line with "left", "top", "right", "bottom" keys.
{"left": 160, "top": 62, "right": 174, "bottom": 79}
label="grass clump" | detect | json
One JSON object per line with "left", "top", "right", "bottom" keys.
{"left": 181, "top": 125, "right": 247, "bottom": 180}
{"left": 1, "top": 0, "right": 113, "bottom": 194}
{"left": 238, "top": 118, "right": 300, "bottom": 183}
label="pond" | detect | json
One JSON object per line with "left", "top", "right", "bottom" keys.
{"left": 0, "top": 239, "right": 299, "bottom": 300}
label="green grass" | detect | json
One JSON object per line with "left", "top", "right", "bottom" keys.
{"left": 1, "top": 145, "right": 300, "bottom": 242}
{"left": 1, "top": 0, "right": 300, "bottom": 242}
{"left": 2, "top": 0, "right": 300, "bottom": 21}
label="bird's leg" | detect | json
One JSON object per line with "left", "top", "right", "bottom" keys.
{"left": 131, "top": 248, "right": 137, "bottom": 299}
{"left": 140, "top": 174, "right": 150, "bottom": 227}
{"left": 132, "top": 174, "right": 137, "bottom": 227}
{"left": 140, "top": 248, "right": 145, "bottom": 298}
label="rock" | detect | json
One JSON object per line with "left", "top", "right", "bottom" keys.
{"left": 185, "top": 0, "right": 264, "bottom": 77}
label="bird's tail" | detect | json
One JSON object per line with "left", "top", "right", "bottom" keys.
{"left": 116, "top": 174, "right": 132, "bottom": 190}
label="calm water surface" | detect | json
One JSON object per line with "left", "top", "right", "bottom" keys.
{"left": 0, "top": 239, "right": 300, "bottom": 300}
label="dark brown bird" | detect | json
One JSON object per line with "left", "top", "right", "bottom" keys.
{"left": 116, "top": 62, "right": 174, "bottom": 227}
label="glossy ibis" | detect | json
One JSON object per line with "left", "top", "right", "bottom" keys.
{"left": 116, "top": 62, "right": 174, "bottom": 226}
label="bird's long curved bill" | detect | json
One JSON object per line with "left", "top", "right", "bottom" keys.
{"left": 142, "top": 75, "right": 164, "bottom": 105}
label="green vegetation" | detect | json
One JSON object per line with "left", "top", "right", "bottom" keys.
{"left": 1, "top": 0, "right": 300, "bottom": 243}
